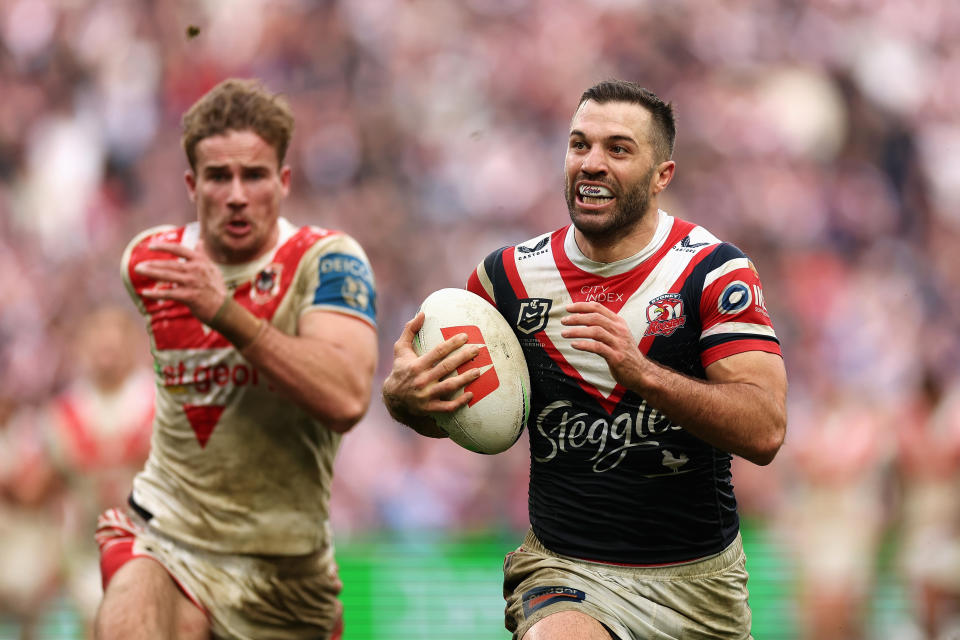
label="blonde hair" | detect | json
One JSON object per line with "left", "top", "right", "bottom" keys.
{"left": 181, "top": 78, "right": 295, "bottom": 171}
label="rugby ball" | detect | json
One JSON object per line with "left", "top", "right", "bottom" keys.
{"left": 413, "top": 288, "right": 530, "bottom": 454}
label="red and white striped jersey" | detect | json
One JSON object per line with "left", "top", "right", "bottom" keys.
{"left": 467, "top": 210, "right": 780, "bottom": 564}
{"left": 48, "top": 369, "right": 154, "bottom": 518}
{"left": 121, "top": 217, "right": 376, "bottom": 555}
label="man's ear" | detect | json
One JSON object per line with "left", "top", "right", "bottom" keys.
{"left": 185, "top": 170, "right": 197, "bottom": 202}
{"left": 652, "top": 160, "right": 676, "bottom": 195}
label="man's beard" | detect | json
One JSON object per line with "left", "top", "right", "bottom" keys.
{"left": 565, "top": 168, "right": 656, "bottom": 245}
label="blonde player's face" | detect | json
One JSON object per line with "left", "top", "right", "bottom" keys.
{"left": 185, "top": 129, "right": 290, "bottom": 264}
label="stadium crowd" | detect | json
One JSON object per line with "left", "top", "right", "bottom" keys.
{"left": 1, "top": 0, "right": 960, "bottom": 638}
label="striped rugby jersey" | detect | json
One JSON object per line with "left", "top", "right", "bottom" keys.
{"left": 467, "top": 210, "right": 780, "bottom": 564}
{"left": 121, "top": 217, "right": 376, "bottom": 555}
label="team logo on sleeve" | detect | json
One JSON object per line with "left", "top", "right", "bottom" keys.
{"left": 250, "top": 264, "right": 282, "bottom": 304}
{"left": 718, "top": 281, "right": 752, "bottom": 314}
{"left": 644, "top": 294, "right": 686, "bottom": 337}
{"left": 517, "top": 298, "right": 552, "bottom": 334}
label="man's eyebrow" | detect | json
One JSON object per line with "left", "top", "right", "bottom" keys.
{"left": 569, "top": 130, "right": 639, "bottom": 145}
{"left": 202, "top": 162, "right": 270, "bottom": 173}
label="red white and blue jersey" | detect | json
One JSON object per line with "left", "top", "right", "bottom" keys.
{"left": 467, "top": 210, "right": 780, "bottom": 564}
{"left": 121, "top": 217, "right": 376, "bottom": 555}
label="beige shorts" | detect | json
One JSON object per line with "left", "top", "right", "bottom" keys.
{"left": 899, "top": 478, "right": 960, "bottom": 591}
{"left": 97, "top": 508, "right": 344, "bottom": 640}
{"left": 503, "top": 529, "right": 752, "bottom": 640}
{"left": 787, "top": 481, "right": 883, "bottom": 591}
{"left": 0, "top": 507, "right": 60, "bottom": 614}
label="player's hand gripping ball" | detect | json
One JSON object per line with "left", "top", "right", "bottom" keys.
{"left": 414, "top": 288, "right": 530, "bottom": 454}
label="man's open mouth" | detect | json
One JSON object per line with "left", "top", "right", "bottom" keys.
{"left": 578, "top": 183, "right": 614, "bottom": 205}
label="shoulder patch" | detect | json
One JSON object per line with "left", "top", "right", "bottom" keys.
{"left": 718, "top": 281, "right": 752, "bottom": 314}
{"left": 315, "top": 252, "right": 376, "bottom": 323}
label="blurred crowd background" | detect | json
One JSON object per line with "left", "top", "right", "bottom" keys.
{"left": 2, "top": 0, "right": 960, "bottom": 638}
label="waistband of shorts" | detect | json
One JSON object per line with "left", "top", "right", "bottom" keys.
{"left": 521, "top": 529, "right": 745, "bottom": 578}
{"left": 125, "top": 503, "right": 333, "bottom": 567}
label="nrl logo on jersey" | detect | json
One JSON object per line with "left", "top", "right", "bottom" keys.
{"left": 516, "top": 298, "right": 552, "bottom": 334}
{"left": 644, "top": 293, "right": 686, "bottom": 337}
{"left": 250, "top": 264, "right": 282, "bottom": 305}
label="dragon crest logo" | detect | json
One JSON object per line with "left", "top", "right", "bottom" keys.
{"left": 250, "top": 264, "right": 282, "bottom": 304}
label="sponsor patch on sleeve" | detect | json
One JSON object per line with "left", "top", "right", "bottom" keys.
{"left": 718, "top": 280, "right": 752, "bottom": 315}
{"left": 314, "top": 252, "right": 377, "bottom": 324}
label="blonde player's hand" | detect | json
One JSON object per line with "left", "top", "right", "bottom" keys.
{"left": 134, "top": 242, "right": 228, "bottom": 323}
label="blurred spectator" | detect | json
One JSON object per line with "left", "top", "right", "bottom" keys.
{"left": 894, "top": 373, "right": 960, "bottom": 639}
{"left": 0, "top": 397, "right": 61, "bottom": 640}
{"left": 41, "top": 306, "right": 154, "bottom": 636}
{"left": 781, "top": 387, "right": 893, "bottom": 640}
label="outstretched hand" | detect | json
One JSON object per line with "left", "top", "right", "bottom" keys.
{"left": 135, "top": 242, "right": 228, "bottom": 323}
{"left": 382, "top": 311, "right": 483, "bottom": 420}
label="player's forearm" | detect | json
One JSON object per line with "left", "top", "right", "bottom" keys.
{"left": 630, "top": 362, "right": 786, "bottom": 465}
{"left": 211, "top": 300, "right": 373, "bottom": 432}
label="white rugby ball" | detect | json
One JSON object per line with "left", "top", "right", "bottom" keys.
{"left": 413, "top": 288, "right": 530, "bottom": 454}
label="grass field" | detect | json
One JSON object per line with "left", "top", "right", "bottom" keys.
{"left": 0, "top": 519, "right": 912, "bottom": 639}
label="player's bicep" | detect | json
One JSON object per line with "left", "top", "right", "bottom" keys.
{"left": 705, "top": 350, "right": 786, "bottom": 402}
{"left": 299, "top": 310, "right": 378, "bottom": 373}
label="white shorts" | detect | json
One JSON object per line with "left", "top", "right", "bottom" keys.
{"left": 503, "top": 529, "right": 753, "bottom": 640}
{"left": 96, "top": 508, "right": 344, "bottom": 640}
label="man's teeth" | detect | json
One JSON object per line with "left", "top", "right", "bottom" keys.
{"left": 579, "top": 184, "right": 613, "bottom": 198}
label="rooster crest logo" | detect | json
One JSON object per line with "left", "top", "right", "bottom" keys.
{"left": 644, "top": 294, "right": 686, "bottom": 337}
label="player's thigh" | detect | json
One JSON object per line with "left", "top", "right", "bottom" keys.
{"left": 95, "top": 557, "right": 209, "bottom": 640}
{"left": 523, "top": 610, "right": 615, "bottom": 640}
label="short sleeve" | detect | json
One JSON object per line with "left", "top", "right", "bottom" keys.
{"left": 698, "top": 243, "right": 780, "bottom": 368}
{"left": 299, "top": 234, "right": 377, "bottom": 327}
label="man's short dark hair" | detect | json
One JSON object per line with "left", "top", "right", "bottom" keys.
{"left": 579, "top": 80, "right": 676, "bottom": 162}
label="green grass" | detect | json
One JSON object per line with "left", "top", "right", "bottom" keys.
{"left": 0, "top": 522, "right": 912, "bottom": 639}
